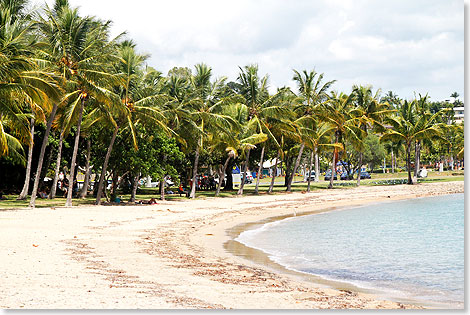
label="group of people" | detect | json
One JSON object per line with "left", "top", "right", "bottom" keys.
{"left": 196, "top": 175, "right": 217, "bottom": 191}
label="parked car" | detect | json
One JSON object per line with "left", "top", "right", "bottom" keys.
{"left": 304, "top": 171, "right": 316, "bottom": 181}
{"left": 324, "top": 170, "right": 337, "bottom": 181}
{"left": 240, "top": 172, "right": 253, "bottom": 184}
{"left": 340, "top": 171, "right": 353, "bottom": 180}
{"left": 359, "top": 171, "right": 371, "bottom": 179}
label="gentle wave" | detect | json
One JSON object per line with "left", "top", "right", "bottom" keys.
{"left": 235, "top": 194, "right": 464, "bottom": 308}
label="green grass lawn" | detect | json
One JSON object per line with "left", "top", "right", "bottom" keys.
{"left": 0, "top": 171, "right": 463, "bottom": 209}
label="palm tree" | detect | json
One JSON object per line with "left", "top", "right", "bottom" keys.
{"left": 303, "top": 121, "right": 337, "bottom": 190}
{"left": 288, "top": 69, "right": 335, "bottom": 191}
{"left": 92, "top": 41, "right": 171, "bottom": 204}
{"left": 16, "top": 117, "right": 36, "bottom": 200}
{"left": 322, "top": 92, "right": 363, "bottom": 189}
{"left": 380, "top": 99, "right": 447, "bottom": 184}
{"left": 236, "top": 65, "right": 290, "bottom": 195}
{"left": 0, "top": 0, "right": 58, "bottom": 201}
{"left": 383, "top": 139, "right": 404, "bottom": 173}
{"left": 352, "top": 85, "right": 391, "bottom": 186}
{"left": 183, "top": 63, "right": 239, "bottom": 198}
{"left": 34, "top": 2, "right": 123, "bottom": 207}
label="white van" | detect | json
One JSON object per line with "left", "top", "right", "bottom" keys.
{"left": 304, "top": 171, "right": 316, "bottom": 181}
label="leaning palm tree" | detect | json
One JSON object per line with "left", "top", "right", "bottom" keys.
{"left": 34, "top": 2, "right": 123, "bottom": 207}
{"left": 92, "top": 42, "right": 171, "bottom": 205}
{"left": 380, "top": 99, "right": 447, "bottom": 184}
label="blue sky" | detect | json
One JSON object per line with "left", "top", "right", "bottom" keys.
{"left": 31, "top": 0, "right": 464, "bottom": 101}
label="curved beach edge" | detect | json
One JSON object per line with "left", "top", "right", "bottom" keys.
{"left": 190, "top": 181, "right": 464, "bottom": 309}
{"left": 0, "top": 181, "right": 463, "bottom": 309}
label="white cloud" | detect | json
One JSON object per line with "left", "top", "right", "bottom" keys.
{"left": 30, "top": 0, "right": 464, "bottom": 101}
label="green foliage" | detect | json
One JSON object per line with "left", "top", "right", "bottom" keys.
{"left": 110, "top": 125, "right": 185, "bottom": 182}
{"left": 362, "top": 134, "right": 385, "bottom": 171}
{"left": 0, "top": 0, "right": 463, "bottom": 199}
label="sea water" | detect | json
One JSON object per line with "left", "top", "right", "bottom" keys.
{"left": 235, "top": 193, "right": 464, "bottom": 308}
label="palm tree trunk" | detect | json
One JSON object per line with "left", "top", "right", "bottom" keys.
{"left": 406, "top": 142, "right": 413, "bottom": 185}
{"left": 29, "top": 103, "right": 59, "bottom": 208}
{"left": 216, "top": 155, "right": 231, "bottom": 196}
{"left": 328, "top": 132, "right": 339, "bottom": 189}
{"left": 314, "top": 146, "right": 320, "bottom": 182}
{"left": 307, "top": 149, "right": 314, "bottom": 192}
{"left": 356, "top": 152, "right": 363, "bottom": 186}
{"left": 391, "top": 151, "right": 395, "bottom": 173}
{"left": 17, "top": 118, "right": 35, "bottom": 200}
{"left": 413, "top": 140, "right": 420, "bottom": 184}
{"left": 254, "top": 144, "right": 265, "bottom": 194}
{"left": 49, "top": 130, "right": 64, "bottom": 199}
{"left": 65, "top": 98, "right": 86, "bottom": 206}
{"left": 41, "top": 142, "right": 53, "bottom": 184}
{"left": 287, "top": 142, "right": 305, "bottom": 192}
{"left": 79, "top": 138, "right": 91, "bottom": 198}
{"left": 159, "top": 178, "right": 165, "bottom": 201}
{"left": 268, "top": 151, "right": 280, "bottom": 194}
{"left": 237, "top": 148, "right": 251, "bottom": 195}
{"left": 96, "top": 124, "right": 119, "bottom": 205}
{"left": 189, "top": 143, "right": 201, "bottom": 199}
{"left": 130, "top": 174, "right": 140, "bottom": 202}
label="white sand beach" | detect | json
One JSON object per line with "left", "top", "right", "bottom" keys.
{"left": 0, "top": 181, "right": 463, "bottom": 309}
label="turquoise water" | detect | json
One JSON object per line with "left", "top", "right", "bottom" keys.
{"left": 235, "top": 194, "right": 464, "bottom": 308}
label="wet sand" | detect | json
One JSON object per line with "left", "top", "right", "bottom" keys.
{"left": 0, "top": 181, "right": 463, "bottom": 309}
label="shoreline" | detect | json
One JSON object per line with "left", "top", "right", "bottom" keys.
{"left": 224, "top": 194, "right": 464, "bottom": 309}
{"left": 0, "top": 181, "right": 464, "bottom": 309}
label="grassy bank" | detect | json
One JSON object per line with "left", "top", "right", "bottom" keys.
{"left": 0, "top": 171, "right": 463, "bottom": 209}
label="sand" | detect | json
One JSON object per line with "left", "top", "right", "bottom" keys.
{"left": 0, "top": 181, "right": 464, "bottom": 309}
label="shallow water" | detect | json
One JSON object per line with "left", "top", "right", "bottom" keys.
{"left": 235, "top": 193, "right": 464, "bottom": 308}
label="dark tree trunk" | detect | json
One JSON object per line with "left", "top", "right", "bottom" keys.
{"left": 284, "top": 159, "right": 290, "bottom": 187}
{"left": 130, "top": 174, "right": 139, "bottom": 202}
{"left": 237, "top": 148, "right": 251, "bottom": 195}
{"left": 29, "top": 103, "right": 59, "bottom": 208}
{"left": 189, "top": 143, "right": 200, "bottom": 199}
{"left": 159, "top": 178, "right": 165, "bottom": 201}
{"left": 79, "top": 138, "right": 91, "bottom": 198}
{"left": 216, "top": 155, "right": 231, "bottom": 196}
{"left": 413, "top": 140, "right": 421, "bottom": 184}
{"left": 224, "top": 158, "right": 234, "bottom": 191}
{"left": 287, "top": 142, "right": 305, "bottom": 192}
{"left": 96, "top": 124, "right": 119, "bottom": 205}
{"left": 328, "top": 132, "right": 339, "bottom": 189}
{"left": 406, "top": 142, "right": 413, "bottom": 185}
{"left": 268, "top": 150, "right": 280, "bottom": 194}
{"left": 18, "top": 118, "right": 35, "bottom": 200}
{"left": 391, "top": 151, "right": 395, "bottom": 173}
{"left": 254, "top": 144, "right": 265, "bottom": 194}
{"left": 65, "top": 98, "right": 86, "bottom": 207}
{"left": 307, "top": 149, "right": 314, "bottom": 192}
{"left": 49, "top": 130, "right": 64, "bottom": 199}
